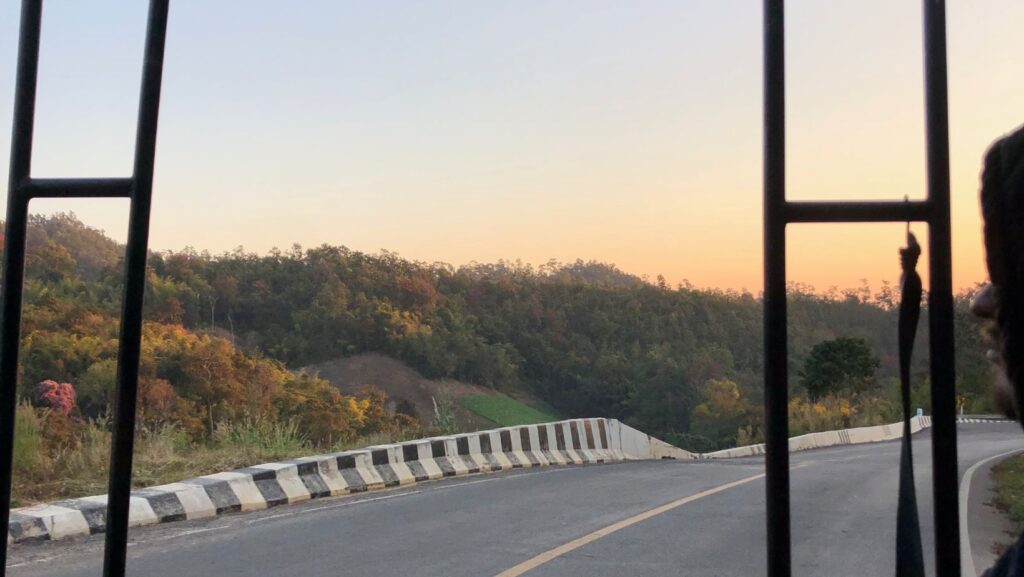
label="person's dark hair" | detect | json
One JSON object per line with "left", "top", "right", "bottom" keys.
{"left": 981, "top": 125, "right": 1024, "bottom": 417}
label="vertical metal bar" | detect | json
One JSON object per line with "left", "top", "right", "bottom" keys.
{"left": 7, "top": 0, "right": 39, "bottom": 187}
{"left": 0, "top": 2, "right": 43, "bottom": 575}
{"left": 923, "top": 1, "right": 959, "bottom": 575}
{"left": 102, "top": 1, "right": 169, "bottom": 575}
{"left": 764, "top": 1, "right": 790, "bottom": 576}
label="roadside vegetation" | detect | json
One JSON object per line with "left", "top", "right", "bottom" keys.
{"left": 457, "top": 395, "right": 560, "bottom": 427}
{"left": 12, "top": 401, "right": 422, "bottom": 507}
{"left": 992, "top": 454, "right": 1024, "bottom": 531}
{"left": 3, "top": 214, "right": 997, "bottom": 503}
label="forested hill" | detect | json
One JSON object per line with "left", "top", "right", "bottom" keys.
{"left": 9, "top": 214, "right": 993, "bottom": 450}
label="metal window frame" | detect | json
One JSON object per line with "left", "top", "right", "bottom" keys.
{"left": 763, "top": 1, "right": 958, "bottom": 576}
{"left": 0, "top": 1, "right": 169, "bottom": 576}
{"left": 0, "top": 1, "right": 962, "bottom": 577}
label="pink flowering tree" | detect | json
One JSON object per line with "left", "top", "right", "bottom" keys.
{"left": 36, "top": 380, "right": 77, "bottom": 416}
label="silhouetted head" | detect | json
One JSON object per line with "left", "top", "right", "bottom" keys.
{"left": 972, "top": 125, "right": 1024, "bottom": 420}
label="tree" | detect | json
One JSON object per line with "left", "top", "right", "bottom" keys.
{"left": 799, "top": 337, "right": 880, "bottom": 400}
{"left": 689, "top": 379, "right": 750, "bottom": 449}
{"left": 274, "top": 372, "right": 363, "bottom": 445}
{"left": 174, "top": 334, "right": 238, "bottom": 435}
{"left": 35, "top": 380, "right": 76, "bottom": 416}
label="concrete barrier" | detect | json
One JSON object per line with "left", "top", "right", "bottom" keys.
{"left": 702, "top": 415, "right": 934, "bottom": 459}
{"left": 606, "top": 419, "right": 697, "bottom": 460}
{"left": 9, "top": 417, "right": 661, "bottom": 545}
{"left": 9, "top": 413, "right": 965, "bottom": 544}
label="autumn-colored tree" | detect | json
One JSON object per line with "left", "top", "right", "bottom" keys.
{"left": 26, "top": 240, "right": 76, "bottom": 284}
{"left": 179, "top": 334, "right": 239, "bottom": 434}
{"left": 689, "top": 379, "right": 750, "bottom": 449}
{"left": 138, "top": 376, "right": 177, "bottom": 424}
{"left": 274, "top": 373, "right": 363, "bottom": 445}
{"left": 5, "top": 213, "right": 999, "bottom": 455}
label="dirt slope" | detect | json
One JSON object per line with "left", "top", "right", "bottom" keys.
{"left": 304, "top": 353, "right": 495, "bottom": 428}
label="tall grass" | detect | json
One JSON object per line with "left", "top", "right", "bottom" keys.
{"left": 13, "top": 402, "right": 45, "bottom": 473}
{"left": 9, "top": 408, "right": 416, "bottom": 506}
{"left": 212, "top": 415, "right": 310, "bottom": 460}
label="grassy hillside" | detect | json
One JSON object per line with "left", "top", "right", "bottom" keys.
{"left": 458, "top": 395, "right": 561, "bottom": 427}
{"left": 307, "top": 353, "right": 507, "bottom": 431}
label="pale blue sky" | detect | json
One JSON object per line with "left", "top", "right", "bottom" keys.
{"left": 0, "top": 1, "right": 1021, "bottom": 290}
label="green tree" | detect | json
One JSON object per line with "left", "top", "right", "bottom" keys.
{"left": 799, "top": 337, "right": 880, "bottom": 400}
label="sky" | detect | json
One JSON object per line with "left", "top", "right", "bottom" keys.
{"left": 0, "top": 1, "right": 1020, "bottom": 293}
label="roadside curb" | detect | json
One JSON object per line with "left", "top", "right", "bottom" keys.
{"left": 701, "top": 416, "right": 934, "bottom": 459}
{"left": 12, "top": 414, "right": 1004, "bottom": 545}
{"left": 8, "top": 417, "right": 680, "bottom": 545}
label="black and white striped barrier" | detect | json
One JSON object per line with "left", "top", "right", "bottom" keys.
{"left": 697, "top": 416, "right": 1016, "bottom": 460}
{"left": 701, "top": 416, "right": 935, "bottom": 459}
{"left": 7, "top": 417, "right": 689, "bottom": 544}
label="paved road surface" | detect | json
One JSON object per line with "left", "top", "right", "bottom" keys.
{"left": 7, "top": 424, "right": 1022, "bottom": 577}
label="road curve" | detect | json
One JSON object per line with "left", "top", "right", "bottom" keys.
{"left": 7, "top": 424, "right": 1022, "bottom": 577}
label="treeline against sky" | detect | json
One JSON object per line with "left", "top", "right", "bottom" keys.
{"left": 8, "top": 214, "right": 415, "bottom": 446}
{"left": 9, "top": 214, "right": 995, "bottom": 452}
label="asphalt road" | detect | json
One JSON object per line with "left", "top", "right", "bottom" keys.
{"left": 7, "top": 423, "right": 1022, "bottom": 577}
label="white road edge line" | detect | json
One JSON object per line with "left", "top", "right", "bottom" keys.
{"left": 960, "top": 447, "right": 1024, "bottom": 577}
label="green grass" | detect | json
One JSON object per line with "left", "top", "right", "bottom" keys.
{"left": 457, "top": 394, "right": 561, "bottom": 426}
{"left": 991, "top": 454, "right": 1024, "bottom": 531}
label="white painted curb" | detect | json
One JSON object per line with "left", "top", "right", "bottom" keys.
{"left": 11, "top": 412, "right": 991, "bottom": 544}
{"left": 8, "top": 417, "right": 655, "bottom": 545}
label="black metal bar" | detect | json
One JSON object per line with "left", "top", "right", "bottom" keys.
{"left": 7, "top": 2, "right": 38, "bottom": 185}
{"left": 21, "top": 177, "right": 135, "bottom": 199}
{"left": 0, "top": 1, "right": 43, "bottom": 574}
{"left": 764, "top": 1, "right": 790, "bottom": 577}
{"left": 923, "top": 1, "right": 959, "bottom": 575}
{"left": 786, "top": 200, "right": 932, "bottom": 224}
{"left": 764, "top": 3, "right": 959, "bottom": 576}
{"left": 102, "top": 1, "right": 169, "bottom": 575}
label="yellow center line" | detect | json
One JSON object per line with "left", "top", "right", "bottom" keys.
{"left": 493, "top": 471, "right": 767, "bottom": 577}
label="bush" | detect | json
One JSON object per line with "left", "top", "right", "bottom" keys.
{"left": 431, "top": 390, "right": 459, "bottom": 434}
{"left": 36, "top": 380, "right": 76, "bottom": 416}
{"left": 213, "top": 415, "right": 309, "bottom": 455}
{"left": 788, "top": 394, "right": 899, "bottom": 437}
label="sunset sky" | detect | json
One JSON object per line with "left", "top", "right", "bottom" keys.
{"left": 0, "top": 1, "right": 1020, "bottom": 293}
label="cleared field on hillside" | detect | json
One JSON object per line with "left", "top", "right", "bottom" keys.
{"left": 457, "top": 395, "right": 561, "bottom": 426}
